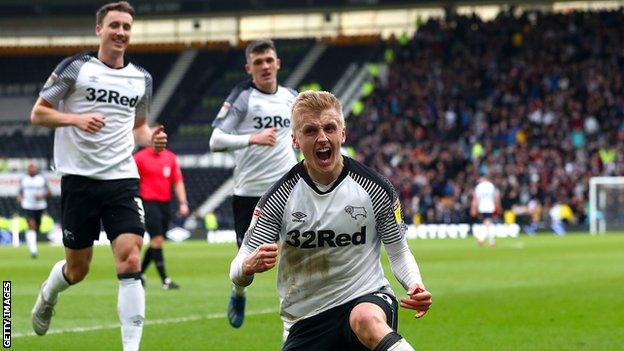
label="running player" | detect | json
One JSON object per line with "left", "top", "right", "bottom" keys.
{"left": 471, "top": 176, "right": 501, "bottom": 247}
{"left": 17, "top": 162, "right": 51, "bottom": 258}
{"left": 29, "top": 2, "right": 165, "bottom": 350}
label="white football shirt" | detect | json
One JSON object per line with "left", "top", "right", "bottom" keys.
{"left": 212, "top": 80, "right": 297, "bottom": 196}
{"left": 475, "top": 180, "right": 497, "bottom": 213}
{"left": 39, "top": 52, "right": 152, "bottom": 180}
{"left": 19, "top": 174, "right": 48, "bottom": 210}
{"left": 235, "top": 157, "right": 422, "bottom": 331}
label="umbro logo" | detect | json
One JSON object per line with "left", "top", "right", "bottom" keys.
{"left": 88, "top": 75, "right": 99, "bottom": 83}
{"left": 292, "top": 211, "right": 307, "bottom": 222}
{"left": 131, "top": 315, "right": 144, "bottom": 327}
{"left": 345, "top": 205, "right": 367, "bottom": 219}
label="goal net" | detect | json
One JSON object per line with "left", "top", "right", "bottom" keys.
{"left": 589, "top": 177, "right": 624, "bottom": 234}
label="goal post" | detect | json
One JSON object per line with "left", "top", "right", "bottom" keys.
{"left": 589, "top": 177, "right": 624, "bottom": 234}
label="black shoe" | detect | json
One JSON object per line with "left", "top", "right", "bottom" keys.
{"left": 227, "top": 292, "right": 245, "bottom": 328}
{"left": 162, "top": 278, "right": 180, "bottom": 290}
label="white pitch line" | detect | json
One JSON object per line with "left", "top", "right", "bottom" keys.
{"left": 13, "top": 307, "right": 277, "bottom": 338}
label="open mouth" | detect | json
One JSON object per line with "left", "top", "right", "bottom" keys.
{"left": 316, "top": 147, "right": 332, "bottom": 161}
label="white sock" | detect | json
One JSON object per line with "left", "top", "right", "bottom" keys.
{"left": 388, "top": 338, "right": 416, "bottom": 351}
{"left": 26, "top": 229, "right": 38, "bottom": 255}
{"left": 118, "top": 276, "right": 145, "bottom": 351}
{"left": 233, "top": 284, "right": 246, "bottom": 297}
{"left": 487, "top": 225, "right": 496, "bottom": 245}
{"left": 43, "top": 260, "right": 70, "bottom": 303}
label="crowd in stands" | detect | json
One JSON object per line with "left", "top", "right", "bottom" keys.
{"left": 3, "top": 8, "right": 623, "bottom": 234}
{"left": 348, "top": 9, "right": 624, "bottom": 229}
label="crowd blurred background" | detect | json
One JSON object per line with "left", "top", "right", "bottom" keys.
{"left": 349, "top": 9, "right": 624, "bottom": 230}
{"left": 1, "top": 1, "right": 623, "bottom": 237}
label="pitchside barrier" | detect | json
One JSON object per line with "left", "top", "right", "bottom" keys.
{"left": 4, "top": 222, "right": 520, "bottom": 247}
{"left": 205, "top": 224, "right": 521, "bottom": 244}
{"left": 0, "top": 172, "right": 61, "bottom": 196}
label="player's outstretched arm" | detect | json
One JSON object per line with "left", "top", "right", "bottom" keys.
{"left": 400, "top": 283, "right": 432, "bottom": 319}
{"left": 31, "top": 97, "right": 106, "bottom": 133}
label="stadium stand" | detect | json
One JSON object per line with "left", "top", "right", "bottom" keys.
{"left": 178, "top": 167, "right": 233, "bottom": 212}
{"left": 347, "top": 9, "right": 624, "bottom": 230}
{"left": 157, "top": 48, "right": 235, "bottom": 154}
{"left": 3, "top": 8, "right": 624, "bottom": 233}
{"left": 298, "top": 42, "right": 383, "bottom": 92}
{"left": 0, "top": 122, "right": 52, "bottom": 158}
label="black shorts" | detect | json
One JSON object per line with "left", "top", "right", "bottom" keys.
{"left": 21, "top": 208, "right": 43, "bottom": 226}
{"left": 144, "top": 200, "right": 171, "bottom": 237}
{"left": 232, "top": 195, "right": 261, "bottom": 248}
{"left": 479, "top": 212, "right": 494, "bottom": 221}
{"left": 61, "top": 175, "right": 145, "bottom": 249}
{"left": 283, "top": 291, "right": 399, "bottom": 351}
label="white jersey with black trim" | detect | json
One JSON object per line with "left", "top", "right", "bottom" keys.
{"left": 475, "top": 180, "right": 497, "bottom": 213}
{"left": 241, "top": 156, "right": 419, "bottom": 331}
{"left": 39, "top": 52, "right": 152, "bottom": 180}
{"left": 212, "top": 80, "right": 297, "bottom": 196}
{"left": 20, "top": 174, "right": 48, "bottom": 210}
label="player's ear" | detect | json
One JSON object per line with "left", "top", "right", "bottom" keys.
{"left": 245, "top": 63, "right": 251, "bottom": 74}
{"left": 276, "top": 57, "right": 281, "bottom": 70}
{"left": 340, "top": 128, "right": 346, "bottom": 144}
{"left": 95, "top": 24, "right": 102, "bottom": 36}
{"left": 292, "top": 134, "right": 300, "bottom": 149}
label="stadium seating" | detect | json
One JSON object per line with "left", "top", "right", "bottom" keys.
{"left": 298, "top": 42, "right": 382, "bottom": 92}
{"left": 347, "top": 10, "right": 624, "bottom": 228}
{"left": 179, "top": 167, "right": 233, "bottom": 214}
{"left": 0, "top": 122, "right": 53, "bottom": 158}
{"left": 156, "top": 49, "right": 235, "bottom": 154}
{"left": 4, "top": 10, "right": 624, "bottom": 231}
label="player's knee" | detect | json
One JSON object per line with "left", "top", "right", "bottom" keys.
{"left": 121, "top": 253, "right": 141, "bottom": 272}
{"left": 349, "top": 303, "right": 386, "bottom": 336}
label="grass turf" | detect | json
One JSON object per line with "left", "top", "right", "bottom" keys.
{"left": 1, "top": 233, "right": 623, "bottom": 350}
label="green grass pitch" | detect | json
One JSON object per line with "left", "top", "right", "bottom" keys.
{"left": 1, "top": 233, "right": 623, "bottom": 350}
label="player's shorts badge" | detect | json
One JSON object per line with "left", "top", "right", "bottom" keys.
{"left": 373, "top": 292, "right": 394, "bottom": 307}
